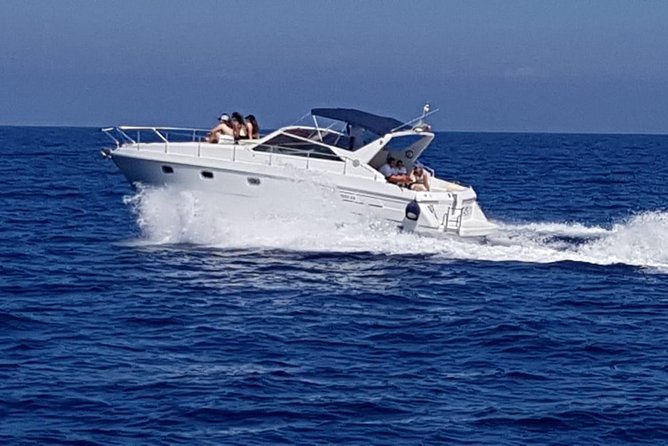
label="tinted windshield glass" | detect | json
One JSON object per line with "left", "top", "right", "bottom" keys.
{"left": 285, "top": 127, "right": 376, "bottom": 151}
{"left": 253, "top": 134, "right": 342, "bottom": 161}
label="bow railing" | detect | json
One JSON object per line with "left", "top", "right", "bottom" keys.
{"left": 101, "top": 126, "right": 210, "bottom": 147}
{"left": 100, "top": 126, "right": 397, "bottom": 181}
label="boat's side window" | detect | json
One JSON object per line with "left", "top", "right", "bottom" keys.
{"left": 162, "top": 165, "right": 174, "bottom": 174}
{"left": 253, "top": 134, "right": 342, "bottom": 162}
{"left": 201, "top": 171, "right": 214, "bottom": 179}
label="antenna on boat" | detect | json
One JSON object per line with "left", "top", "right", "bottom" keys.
{"left": 418, "top": 102, "right": 430, "bottom": 126}
{"left": 392, "top": 102, "right": 439, "bottom": 132}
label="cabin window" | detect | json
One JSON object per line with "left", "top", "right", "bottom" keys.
{"left": 247, "top": 177, "right": 261, "bottom": 186}
{"left": 201, "top": 171, "right": 214, "bottom": 179}
{"left": 161, "top": 165, "right": 174, "bottom": 174}
{"left": 253, "top": 134, "right": 342, "bottom": 161}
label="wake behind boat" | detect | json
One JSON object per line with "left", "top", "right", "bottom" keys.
{"left": 101, "top": 106, "right": 497, "bottom": 237}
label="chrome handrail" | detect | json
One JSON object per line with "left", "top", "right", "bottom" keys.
{"left": 101, "top": 126, "right": 210, "bottom": 146}
{"left": 102, "top": 126, "right": 382, "bottom": 180}
{"left": 338, "top": 155, "right": 382, "bottom": 180}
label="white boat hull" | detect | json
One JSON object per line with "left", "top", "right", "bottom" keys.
{"left": 109, "top": 145, "right": 497, "bottom": 237}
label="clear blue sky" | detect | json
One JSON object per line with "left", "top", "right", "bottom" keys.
{"left": 1, "top": 0, "right": 667, "bottom": 133}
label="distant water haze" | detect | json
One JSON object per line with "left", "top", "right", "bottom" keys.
{"left": 1, "top": 0, "right": 667, "bottom": 133}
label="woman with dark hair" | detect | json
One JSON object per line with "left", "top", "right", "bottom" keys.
{"left": 230, "top": 112, "right": 247, "bottom": 141}
{"left": 245, "top": 115, "right": 260, "bottom": 139}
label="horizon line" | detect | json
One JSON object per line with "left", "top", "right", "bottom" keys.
{"left": 1, "top": 123, "right": 667, "bottom": 137}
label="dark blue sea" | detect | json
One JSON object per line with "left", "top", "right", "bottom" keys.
{"left": 1, "top": 126, "right": 668, "bottom": 445}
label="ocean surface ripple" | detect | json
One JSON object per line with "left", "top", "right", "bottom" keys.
{"left": 1, "top": 127, "right": 668, "bottom": 445}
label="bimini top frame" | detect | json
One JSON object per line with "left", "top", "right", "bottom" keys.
{"left": 311, "top": 108, "right": 406, "bottom": 136}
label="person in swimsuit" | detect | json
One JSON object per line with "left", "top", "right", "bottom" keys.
{"left": 245, "top": 114, "right": 260, "bottom": 139}
{"left": 207, "top": 114, "right": 234, "bottom": 143}
{"left": 231, "top": 112, "right": 248, "bottom": 141}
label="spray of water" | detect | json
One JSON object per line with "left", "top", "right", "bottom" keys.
{"left": 123, "top": 183, "right": 668, "bottom": 272}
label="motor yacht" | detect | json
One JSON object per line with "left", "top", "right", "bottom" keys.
{"left": 101, "top": 107, "right": 497, "bottom": 237}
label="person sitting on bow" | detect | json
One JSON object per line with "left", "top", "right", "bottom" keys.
{"left": 245, "top": 114, "right": 260, "bottom": 139}
{"left": 230, "top": 112, "right": 248, "bottom": 141}
{"left": 207, "top": 113, "right": 234, "bottom": 143}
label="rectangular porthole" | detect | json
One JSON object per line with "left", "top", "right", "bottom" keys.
{"left": 247, "top": 177, "right": 261, "bottom": 186}
{"left": 161, "top": 165, "right": 174, "bottom": 174}
{"left": 201, "top": 171, "right": 214, "bottom": 179}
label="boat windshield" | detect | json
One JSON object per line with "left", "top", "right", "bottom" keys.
{"left": 283, "top": 127, "right": 364, "bottom": 151}
{"left": 253, "top": 132, "right": 342, "bottom": 161}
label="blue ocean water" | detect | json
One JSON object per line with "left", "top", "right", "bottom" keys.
{"left": 1, "top": 126, "right": 668, "bottom": 445}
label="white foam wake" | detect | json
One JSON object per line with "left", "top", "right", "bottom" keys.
{"left": 123, "top": 185, "right": 668, "bottom": 273}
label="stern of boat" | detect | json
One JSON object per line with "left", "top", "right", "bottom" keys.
{"left": 402, "top": 188, "right": 497, "bottom": 237}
